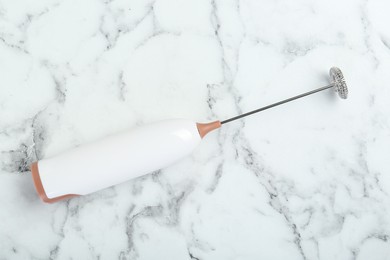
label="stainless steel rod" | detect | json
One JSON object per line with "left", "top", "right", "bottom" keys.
{"left": 221, "top": 84, "right": 334, "bottom": 125}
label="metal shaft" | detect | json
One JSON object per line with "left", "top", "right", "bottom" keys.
{"left": 220, "top": 84, "right": 334, "bottom": 125}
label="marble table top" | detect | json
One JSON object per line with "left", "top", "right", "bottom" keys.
{"left": 1, "top": 0, "right": 390, "bottom": 259}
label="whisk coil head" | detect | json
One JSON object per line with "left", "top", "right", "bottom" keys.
{"left": 330, "top": 67, "right": 348, "bottom": 99}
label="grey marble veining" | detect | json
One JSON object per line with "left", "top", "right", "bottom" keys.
{"left": 1, "top": 0, "right": 390, "bottom": 259}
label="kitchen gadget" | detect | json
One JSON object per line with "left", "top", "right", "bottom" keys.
{"left": 31, "top": 67, "right": 348, "bottom": 203}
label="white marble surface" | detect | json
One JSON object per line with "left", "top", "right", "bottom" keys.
{"left": 1, "top": 0, "right": 390, "bottom": 259}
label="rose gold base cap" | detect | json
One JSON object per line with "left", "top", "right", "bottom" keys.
{"left": 30, "top": 162, "right": 78, "bottom": 203}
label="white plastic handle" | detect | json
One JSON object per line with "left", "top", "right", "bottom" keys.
{"left": 33, "top": 119, "right": 202, "bottom": 201}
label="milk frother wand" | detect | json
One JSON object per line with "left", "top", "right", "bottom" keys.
{"left": 31, "top": 67, "right": 348, "bottom": 203}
